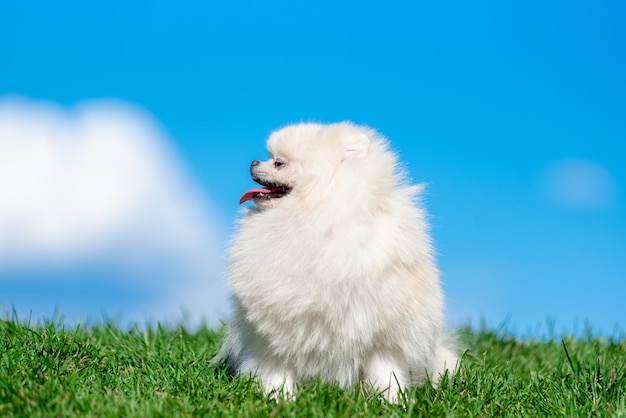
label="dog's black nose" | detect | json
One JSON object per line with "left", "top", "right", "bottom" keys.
{"left": 250, "top": 160, "right": 261, "bottom": 177}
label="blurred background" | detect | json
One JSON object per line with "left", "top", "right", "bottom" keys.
{"left": 1, "top": 1, "right": 624, "bottom": 335}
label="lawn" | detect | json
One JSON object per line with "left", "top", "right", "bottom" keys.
{"left": 1, "top": 312, "right": 625, "bottom": 417}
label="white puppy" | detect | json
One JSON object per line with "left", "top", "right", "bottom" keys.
{"left": 217, "top": 122, "right": 456, "bottom": 402}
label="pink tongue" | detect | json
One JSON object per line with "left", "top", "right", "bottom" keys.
{"left": 239, "top": 187, "right": 282, "bottom": 204}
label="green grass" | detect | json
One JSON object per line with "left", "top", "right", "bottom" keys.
{"left": 1, "top": 313, "right": 625, "bottom": 417}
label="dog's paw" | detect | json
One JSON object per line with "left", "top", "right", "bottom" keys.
{"left": 261, "top": 369, "right": 295, "bottom": 401}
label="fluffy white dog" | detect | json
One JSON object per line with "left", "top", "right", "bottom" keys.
{"left": 217, "top": 122, "right": 457, "bottom": 402}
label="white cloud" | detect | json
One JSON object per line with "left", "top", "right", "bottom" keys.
{"left": 543, "top": 158, "right": 616, "bottom": 210}
{"left": 0, "top": 96, "right": 228, "bottom": 326}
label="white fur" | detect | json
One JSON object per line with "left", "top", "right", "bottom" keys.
{"left": 218, "top": 122, "right": 457, "bottom": 402}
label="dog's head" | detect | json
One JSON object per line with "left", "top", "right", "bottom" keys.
{"left": 239, "top": 122, "right": 395, "bottom": 210}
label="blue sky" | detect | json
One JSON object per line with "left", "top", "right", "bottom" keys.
{"left": 1, "top": 1, "right": 624, "bottom": 335}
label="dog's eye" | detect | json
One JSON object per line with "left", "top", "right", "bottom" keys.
{"left": 274, "top": 160, "right": 285, "bottom": 169}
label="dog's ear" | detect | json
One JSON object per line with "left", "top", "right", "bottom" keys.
{"left": 344, "top": 133, "right": 370, "bottom": 159}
